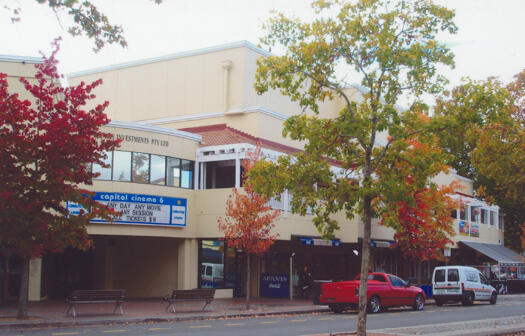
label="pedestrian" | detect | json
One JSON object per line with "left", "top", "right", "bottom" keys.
{"left": 299, "top": 265, "right": 313, "bottom": 298}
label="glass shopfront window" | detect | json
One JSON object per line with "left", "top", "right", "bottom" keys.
{"left": 167, "top": 158, "right": 180, "bottom": 187}
{"left": 150, "top": 155, "right": 166, "bottom": 185}
{"left": 200, "top": 240, "right": 225, "bottom": 289}
{"left": 113, "top": 151, "right": 131, "bottom": 181}
{"left": 132, "top": 152, "right": 150, "bottom": 183}
{"left": 93, "top": 151, "right": 112, "bottom": 180}
{"left": 181, "top": 159, "right": 194, "bottom": 189}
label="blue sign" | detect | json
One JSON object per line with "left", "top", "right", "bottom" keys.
{"left": 68, "top": 192, "right": 187, "bottom": 227}
{"left": 300, "top": 238, "right": 341, "bottom": 247}
{"left": 260, "top": 274, "right": 289, "bottom": 298}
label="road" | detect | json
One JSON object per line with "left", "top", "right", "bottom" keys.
{"left": 2, "top": 300, "right": 525, "bottom": 336}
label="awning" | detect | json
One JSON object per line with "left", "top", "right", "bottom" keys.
{"left": 460, "top": 241, "right": 525, "bottom": 266}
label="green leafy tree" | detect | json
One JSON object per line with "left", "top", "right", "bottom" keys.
{"left": 5, "top": 0, "right": 162, "bottom": 52}
{"left": 434, "top": 71, "right": 525, "bottom": 251}
{"left": 252, "top": 0, "right": 456, "bottom": 334}
{"left": 0, "top": 40, "right": 120, "bottom": 318}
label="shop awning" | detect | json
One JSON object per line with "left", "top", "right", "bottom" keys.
{"left": 460, "top": 241, "right": 525, "bottom": 266}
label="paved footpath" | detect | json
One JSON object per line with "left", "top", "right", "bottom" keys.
{"left": 1, "top": 295, "right": 525, "bottom": 335}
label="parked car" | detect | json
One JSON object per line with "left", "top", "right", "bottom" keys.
{"left": 316, "top": 272, "right": 426, "bottom": 314}
{"left": 432, "top": 265, "right": 497, "bottom": 306}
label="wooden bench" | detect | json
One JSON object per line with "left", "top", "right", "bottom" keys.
{"left": 65, "top": 289, "right": 126, "bottom": 317}
{"left": 163, "top": 288, "right": 215, "bottom": 313}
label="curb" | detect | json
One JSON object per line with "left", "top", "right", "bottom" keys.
{"left": 0, "top": 307, "right": 331, "bottom": 330}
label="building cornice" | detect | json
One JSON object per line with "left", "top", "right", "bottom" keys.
{"left": 68, "top": 41, "right": 270, "bottom": 78}
{"left": 0, "top": 55, "right": 44, "bottom": 64}
{"left": 107, "top": 121, "right": 202, "bottom": 142}
{"left": 142, "top": 106, "right": 288, "bottom": 126}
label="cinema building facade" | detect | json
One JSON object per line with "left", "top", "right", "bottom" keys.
{"left": 0, "top": 42, "right": 516, "bottom": 302}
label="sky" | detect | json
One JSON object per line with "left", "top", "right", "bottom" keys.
{"left": 1, "top": 0, "right": 525, "bottom": 101}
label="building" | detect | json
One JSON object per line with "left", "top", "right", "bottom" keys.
{"left": 1, "top": 42, "right": 517, "bottom": 302}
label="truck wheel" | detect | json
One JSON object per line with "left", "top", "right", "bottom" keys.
{"left": 490, "top": 292, "right": 497, "bottom": 305}
{"left": 462, "top": 292, "right": 474, "bottom": 306}
{"left": 413, "top": 294, "right": 424, "bottom": 311}
{"left": 328, "top": 304, "right": 345, "bottom": 314}
{"left": 367, "top": 296, "right": 381, "bottom": 314}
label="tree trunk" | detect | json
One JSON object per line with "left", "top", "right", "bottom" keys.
{"left": 17, "top": 257, "right": 29, "bottom": 319}
{"left": 246, "top": 253, "right": 251, "bottom": 310}
{"left": 1, "top": 255, "right": 9, "bottom": 304}
{"left": 357, "top": 195, "right": 373, "bottom": 336}
{"left": 416, "top": 261, "right": 422, "bottom": 287}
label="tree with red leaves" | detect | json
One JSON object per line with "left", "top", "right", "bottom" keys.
{"left": 378, "top": 135, "right": 457, "bottom": 285}
{"left": 218, "top": 147, "right": 279, "bottom": 310}
{"left": 0, "top": 39, "right": 120, "bottom": 318}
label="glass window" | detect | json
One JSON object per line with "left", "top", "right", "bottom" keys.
{"left": 451, "top": 208, "right": 458, "bottom": 219}
{"left": 490, "top": 211, "right": 496, "bottom": 226}
{"left": 200, "top": 240, "right": 225, "bottom": 289}
{"left": 132, "top": 152, "right": 150, "bottom": 183}
{"left": 167, "top": 157, "right": 180, "bottom": 187}
{"left": 434, "top": 269, "right": 446, "bottom": 282}
{"left": 150, "top": 155, "right": 166, "bottom": 185}
{"left": 481, "top": 209, "right": 488, "bottom": 224}
{"left": 93, "top": 151, "right": 112, "bottom": 180}
{"left": 388, "top": 275, "right": 405, "bottom": 287}
{"left": 113, "top": 151, "right": 131, "bottom": 181}
{"left": 448, "top": 269, "right": 459, "bottom": 282}
{"left": 181, "top": 159, "right": 194, "bottom": 189}
{"left": 471, "top": 206, "right": 480, "bottom": 223}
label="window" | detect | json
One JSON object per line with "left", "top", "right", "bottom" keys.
{"left": 451, "top": 208, "right": 458, "bottom": 219}
{"left": 448, "top": 269, "right": 459, "bottom": 282}
{"left": 466, "top": 271, "right": 478, "bottom": 282}
{"left": 167, "top": 157, "right": 180, "bottom": 187}
{"left": 200, "top": 240, "right": 225, "bottom": 289}
{"left": 181, "top": 159, "right": 194, "bottom": 189}
{"left": 490, "top": 211, "right": 496, "bottom": 226}
{"left": 434, "top": 269, "right": 446, "bottom": 282}
{"left": 388, "top": 275, "right": 406, "bottom": 287}
{"left": 113, "top": 151, "right": 131, "bottom": 181}
{"left": 471, "top": 206, "right": 480, "bottom": 223}
{"left": 479, "top": 273, "right": 488, "bottom": 285}
{"left": 93, "top": 151, "right": 112, "bottom": 180}
{"left": 132, "top": 152, "right": 150, "bottom": 183}
{"left": 481, "top": 209, "right": 488, "bottom": 224}
{"left": 150, "top": 155, "right": 166, "bottom": 185}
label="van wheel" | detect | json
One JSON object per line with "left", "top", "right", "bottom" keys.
{"left": 413, "top": 294, "right": 424, "bottom": 311}
{"left": 435, "top": 298, "right": 444, "bottom": 307}
{"left": 328, "top": 304, "right": 346, "bottom": 314}
{"left": 462, "top": 292, "right": 474, "bottom": 306}
{"left": 367, "top": 296, "right": 381, "bottom": 314}
{"left": 490, "top": 292, "right": 497, "bottom": 305}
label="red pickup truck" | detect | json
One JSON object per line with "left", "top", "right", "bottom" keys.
{"left": 316, "top": 272, "right": 426, "bottom": 314}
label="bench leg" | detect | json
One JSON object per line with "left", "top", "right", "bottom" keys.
{"left": 166, "top": 302, "right": 176, "bottom": 313}
{"left": 66, "top": 304, "right": 77, "bottom": 318}
{"left": 201, "top": 300, "right": 212, "bottom": 311}
{"left": 114, "top": 303, "right": 124, "bottom": 315}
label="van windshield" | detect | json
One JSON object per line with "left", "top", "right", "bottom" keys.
{"left": 434, "top": 269, "right": 446, "bottom": 282}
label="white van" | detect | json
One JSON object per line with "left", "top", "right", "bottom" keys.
{"left": 432, "top": 266, "right": 497, "bottom": 306}
{"left": 201, "top": 263, "right": 224, "bottom": 284}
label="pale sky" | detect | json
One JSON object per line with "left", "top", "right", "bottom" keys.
{"left": 1, "top": 0, "right": 524, "bottom": 99}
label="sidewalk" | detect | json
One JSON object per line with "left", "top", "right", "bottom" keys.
{"left": 0, "top": 296, "right": 329, "bottom": 329}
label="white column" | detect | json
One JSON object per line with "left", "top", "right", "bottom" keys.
{"left": 221, "top": 60, "right": 233, "bottom": 112}
{"left": 194, "top": 160, "right": 199, "bottom": 190}
{"left": 28, "top": 258, "right": 42, "bottom": 301}
{"left": 235, "top": 156, "right": 241, "bottom": 188}
{"left": 177, "top": 239, "right": 199, "bottom": 290}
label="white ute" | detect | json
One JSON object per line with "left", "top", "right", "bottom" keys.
{"left": 432, "top": 266, "right": 497, "bottom": 306}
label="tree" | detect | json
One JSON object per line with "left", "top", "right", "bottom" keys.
{"left": 217, "top": 147, "right": 280, "bottom": 310}
{"left": 378, "top": 136, "right": 457, "bottom": 285}
{"left": 252, "top": 0, "right": 456, "bottom": 334}
{"left": 0, "top": 39, "right": 120, "bottom": 318}
{"left": 5, "top": 0, "right": 162, "bottom": 52}
{"left": 434, "top": 71, "right": 525, "bottom": 252}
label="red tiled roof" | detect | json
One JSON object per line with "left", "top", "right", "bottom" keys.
{"left": 179, "top": 124, "right": 302, "bottom": 154}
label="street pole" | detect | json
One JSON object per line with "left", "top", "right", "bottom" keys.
{"left": 290, "top": 252, "right": 295, "bottom": 300}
